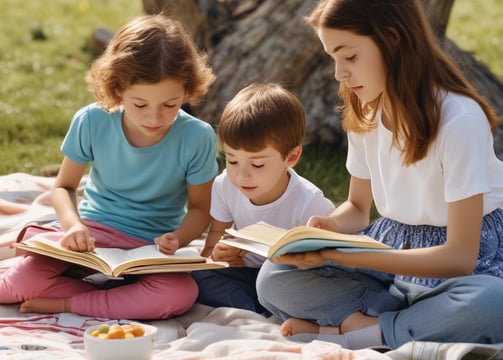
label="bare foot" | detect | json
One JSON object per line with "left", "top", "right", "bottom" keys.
{"left": 281, "top": 318, "right": 340, "bottom": 336}
{"left": 19, "top": 297, "right": 70, "bottom": 314}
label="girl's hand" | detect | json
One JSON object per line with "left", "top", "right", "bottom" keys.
{"left": 154, "top": 232, "right": 180, "bottom": 255}
{"left": 307, "top": 215, "right": 338, "bottom": 231}
{"left": 212, "top": 243, "right": 246, "bottom": 266}
{"left": 61, "top": 223, "right": 95, "bottom": 252}
{"left": 272, "top": 251, "right": 325, "bottom": 269}
{"left": 200, "top": 246, "right": 214, "bottom": 258}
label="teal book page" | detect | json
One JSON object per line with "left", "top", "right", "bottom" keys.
{"left": 272, "top": 238, "right": 391, "bottom": 257}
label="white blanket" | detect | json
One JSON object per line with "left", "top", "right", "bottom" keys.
{"left": 1, "top": 173, "right": 502, "bottom": 359}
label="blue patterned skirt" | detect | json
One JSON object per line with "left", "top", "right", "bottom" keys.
{"left": 359, "top": 208, "right": 503, "bottom": 288}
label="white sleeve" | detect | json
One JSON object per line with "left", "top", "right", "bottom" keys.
{"left": 346, "top": 132, "right": 370, "bottom": 179}
{"left": 439, "top": 112, "right": 491, "bottom": 202}
{"left": 209, "top": 172, "right": 234, "bottom": 222}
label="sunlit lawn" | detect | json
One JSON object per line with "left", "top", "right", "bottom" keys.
{"left": 0, "top": 0, "right": 142, "bottom": 174}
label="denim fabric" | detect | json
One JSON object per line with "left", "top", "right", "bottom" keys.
{"left": 257, "top": 261, "right": 404, "bottom": 326}
{"left": 192, "top": 267, "right": 269, "bottom": 314}
{"left": 380, "top": 274, "right": 503, "bottom": 348}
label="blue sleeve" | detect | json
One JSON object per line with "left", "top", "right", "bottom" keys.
{"left": 186, "top": 122, "right": 218, "bottom": 185}
{"left": 61, "top": 105, "right": 94, "bottom": 164}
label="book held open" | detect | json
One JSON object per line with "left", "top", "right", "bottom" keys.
{"left": 15, "top": 236, "right": 227, "bottom": 278}
{"left": 221, "top": 222, "right": 390, "bottom": 258}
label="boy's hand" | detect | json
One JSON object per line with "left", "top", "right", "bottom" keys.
{"left": 212, "top": 242, "right": 246, "bottom": 266}
{"left": 61, "top": 223, "right": 95, "bottom": 252}
{"left": 154, "top": 232, "right": 180, "bottom": 255}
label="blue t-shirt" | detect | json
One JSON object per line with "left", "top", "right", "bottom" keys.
{"left": 61, "top": 103, "right": 218, "bottom": 242}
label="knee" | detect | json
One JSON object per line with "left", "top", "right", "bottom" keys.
{"left": 144, "top": 273, "right": 198, "bottom": 318}
{"left": 256, "top": 263, "right": 275, "bottom": 302}
{"left": 256, "top": 262, "right": 296, "bottom": 306}
{"left": 0, "top": 255, "right": 60, "bottom": 301}
{"left": 168, "top": 273, "right": 198, "bottom": 305}
{"left": 454, "top": 276, "right": 503, "bottom": 343}
{"left": 469, "top": 276, "right": 503, "bottom": 315}
{"left": 451, "top": 276, "right": 503, "bottom": 323}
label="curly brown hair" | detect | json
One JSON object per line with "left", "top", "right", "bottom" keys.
{"left": 85, "top": 13, "right": 215, "bottom": 112}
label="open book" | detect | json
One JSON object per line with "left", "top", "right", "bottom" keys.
{"left": 15, "top": 237, "right": 226, "bottom": 278}
{"left": 220, "top": 222, "right": 390, "bottom": 258}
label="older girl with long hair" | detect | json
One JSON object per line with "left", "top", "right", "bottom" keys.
{"left": 257, "top": 0, "right": 503, "bottom": 349}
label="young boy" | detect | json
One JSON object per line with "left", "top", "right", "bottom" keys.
{"left": 192, "top": 83, "right": 335, "bottom": 313}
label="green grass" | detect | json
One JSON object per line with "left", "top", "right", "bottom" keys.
{"left": 447, "top": 0, "right": 503, "bottom": 80}
{"left": 296, "top": 147, "right": 349, "bottom": 204}
{"left": 0, "top": 0, "right": 141, "bottom": 174}
{"left": 0, "top": 0, "right": 501, "bottom": 207}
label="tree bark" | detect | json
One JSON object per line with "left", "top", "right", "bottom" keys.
{"left": 143, "top": 0, "right": 503, "bottom": 158}
{"left": 421, "top": 0, "right": 455, "bottom": 38}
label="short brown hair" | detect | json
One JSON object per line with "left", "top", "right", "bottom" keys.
{"left": 85, "top": 14, "right": 215, "bottom": 112}
{"left": 218, "top": 83, "right": 306, "bottom": 159}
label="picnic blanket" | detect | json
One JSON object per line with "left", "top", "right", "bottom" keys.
{"left": 1, "top": 172, "right": 503, "bottom": 359}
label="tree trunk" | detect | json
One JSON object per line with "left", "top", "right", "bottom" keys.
{"left": 143, "top": 0, "right": 503, "bottom": 158}
{"left": 422, "top": 0, "right": 455, "bottom": 38}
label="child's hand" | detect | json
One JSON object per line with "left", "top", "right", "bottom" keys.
{"left": 154, "top": 232, "right": 180, "bottom": 255}
{"left": 272, "top": 250, "right": 325, "bottom": 269}
{"left": 61, "top": 223, "right": 95, "bottom": 252}
{"left": 307, "top": 215, "right": 337, "bottom": 231}
{"left": 200, "top": 246, "right": 214, "bottom": 258}
{"left": 212, "top": 243, "right": 246, "bottom": 266}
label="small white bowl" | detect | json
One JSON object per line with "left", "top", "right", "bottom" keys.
{"left": 84, "top": 322, "right": 157, "bottom": 360}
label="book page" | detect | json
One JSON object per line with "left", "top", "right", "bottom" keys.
{"left": 225, "top": 222, "right": 288, "bottom": 246}
{"left": 16, "top": 237, "right": 226, "bottom": 277}
{"left": 93, "top": 245, "right": 205, "bottom": 272}
{"left": 280, "top": 226, "right": 383, "bottom": 245}
{"left": 15, "top": 239, "right": 110, "bottom": 274}
{"left": 121, "top": 260, "right": 229, "bottom": 275}
{"left": 219, "top": 238, "right": 269, "bottom": 258}
{"left": 16, "top": 238, "right": 206, "bottom": 276}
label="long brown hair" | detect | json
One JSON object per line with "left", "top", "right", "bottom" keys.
{"left": 86, "top": 14, "right": 215, "bottom": 112}
{"left": 306, "top": 0, "right": 499, "bottom": 165}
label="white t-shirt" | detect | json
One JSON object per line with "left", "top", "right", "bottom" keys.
{"left": 211, "top": 168, "right": 336, "bottom": 267}
{"left": 347, "top": 91, "right": 503, "bottom": 226}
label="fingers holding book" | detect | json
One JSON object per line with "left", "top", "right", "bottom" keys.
{"left": 60, "top": 224, "right": 96, "bottom": 252}
{"left": 154, "top": 232, "right": 180, "bottom": 255}
{"left": 272, "top": 250, "right": 325, "bottom": 269}
{"left": 212, "top": 242, "right": 246, "bottom": 267}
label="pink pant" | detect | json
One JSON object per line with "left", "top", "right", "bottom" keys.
{"left": 0, "top": 221, "right": 198, "bottom": 319}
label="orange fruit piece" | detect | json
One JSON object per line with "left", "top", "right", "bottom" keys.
{"left": 122, "top": 324, "right": 145, "bottom": 337}
{"left": 106, "top": 327, "right": 125, "bottom": 339}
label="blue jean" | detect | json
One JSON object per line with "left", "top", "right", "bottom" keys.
{"left": 256, "top": 260, "right": 503, "bottom": 348}
{"left": 192, "top": 267, "right": 269, "bottom": 314}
